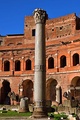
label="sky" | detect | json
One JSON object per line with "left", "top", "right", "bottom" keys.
{"left": 0, "top": 0, "right": 80, "bottom": 36}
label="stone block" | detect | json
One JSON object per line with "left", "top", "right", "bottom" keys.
{"left": 63, "top": 100, "right": 71, "bottom": 107}
{"left": 71, "top": 100, "right": 78, "bottom": 107}
{"left": 58, "top": 105, "right": 65, "bottom": 112}
{"left": 69, "top": 107, "right": 77, "bottom": 114}
{"left": 29, "top": 104, "right": 34, "bottom": 112}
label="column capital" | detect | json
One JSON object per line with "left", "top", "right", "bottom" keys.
{"left": 33, "top": 8, "right": 48, "bottom": 24}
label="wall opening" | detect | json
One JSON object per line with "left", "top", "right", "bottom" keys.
{"left": 46, "top": 79, "right": 57, "bottom": 101}
{"left": 26, "top": 59, "right": 31, "bottom": 70}
{"left": 73, "top": 53, "right": 79, "bottom": 66}
{"left": 32, "top": 29, "right": 35, "bottom": 36}
{"left": 15, "top": 60, "right": 20, "bottom": 71}
{"left": 22, "top": 80, "right": 33, "bottom": 103}
{"left": 4, "top": 60, "right": 10, "bottom": 71}
{"left": 1, "top": 80, "right": 11, "bottom": 104}
{"left": 60, "top": 55, "right": 66, "bottom": 68}
{"left": 71, "top": 76, "right": 80, "bottom": 100}
{"left": 48, "top": 57, "right": 54, "bottom": 69}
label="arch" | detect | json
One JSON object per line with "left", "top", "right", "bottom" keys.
{"left": 15, "top": 60, "right": 21, "bottom": 71}
{"left": 48, "top": 57, "right": 54, "bottom": 69}
{"left": 46, "top": 78, "right": 57, "bottom": 101}
{"left": 71, "top": 76, "right": 80, "bottom": 87}
{"left": 73, "top": 53, "right": 79, "bottom": 66}
{"left": 70, "top": 76, "right": 80, "bottom": 99}
{"left": 7, "top": 43, "right": 14, "bottom": 46}
{"left": 1, "top": 80, "right": 11, "bottom": 104}
{"left": 60, "top": 55, "right": 66, "bottom": 68}
{"left": 26, "top": 59, "right": 31, "bottom": 70}
{"left": 22, "top": 80, "right": 33, "bottom": 103}
{"left": 17, "top": 43, "right": 22, "bottom": 45}
{"left": 4, "top": 60, "right": 10, "bottom": 71}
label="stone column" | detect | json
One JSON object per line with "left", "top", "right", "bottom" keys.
{"left": 33, "top": 9, "right": 48, "bottom": 118}
{"left": 56, "top": 85, "right": 61, "bottom": 104}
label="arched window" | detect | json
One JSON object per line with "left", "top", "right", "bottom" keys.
{"left": 60, "top": 55, "right": 66, "bottom": 68}
{"left": 73, "top": 53, "right": 79, "bottom": 66}
{"left": 15, "top": 60, "right": 20, "bottom": 71}
{"left": 4, "top": 60, "right": 10, "bottom": 71}
{"left": 26, "top": 59, "right": 31, "bottom": 70}
{"left": 48, "top": 57, "right": 54, "bottom": 69}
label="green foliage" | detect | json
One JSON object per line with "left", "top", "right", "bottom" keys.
{"left": 48, "top": 112, "right": 68, "bottom": 119}
{"left": 51, "top": 105, "right": 58, "bottom": 112}
{"left": 71, "top": 113, "right": 77, "bottom": 118}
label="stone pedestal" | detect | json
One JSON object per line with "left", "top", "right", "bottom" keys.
{"left": 19, "top": 97, "right": 28, "bottom": 112}
{"left": 33, "top": 9, "right": 48, "bottom": 118}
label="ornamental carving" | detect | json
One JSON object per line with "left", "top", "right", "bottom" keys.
{"left": 33, "top": 8, "right": 48, "bottom": 24}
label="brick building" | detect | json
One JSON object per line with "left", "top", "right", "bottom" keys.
{"left": 0, "top": 13, "right": 80, "bottom": 105}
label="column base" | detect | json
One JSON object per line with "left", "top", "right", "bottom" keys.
{"left": 32, "top": 107, "right": 47, "bottom": 118}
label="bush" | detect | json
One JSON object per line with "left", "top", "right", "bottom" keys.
{"left": 48, "top": 112, "right": 68, "bottom": 119}
{"left": 51, "top": 105, "right": 58, "bottom": 112}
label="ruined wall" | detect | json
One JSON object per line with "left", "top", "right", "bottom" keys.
{"left": 0, "top": 13, "right": 80, "bottom": 104}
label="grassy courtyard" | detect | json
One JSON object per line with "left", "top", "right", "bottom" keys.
{"left": 0, "top": 110, "right": 32, "bottom": 117}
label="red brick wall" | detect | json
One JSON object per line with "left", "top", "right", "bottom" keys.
{"left": 0, "top": 13, "right": 80, "bottom": 104}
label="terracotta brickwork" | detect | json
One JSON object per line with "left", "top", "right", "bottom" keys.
{"left": 0, "top": 13, "right": 80, "bottom": 104}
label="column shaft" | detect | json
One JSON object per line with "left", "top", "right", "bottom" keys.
{"left": 34, "top": 24, "right": 46, "bottom": 102}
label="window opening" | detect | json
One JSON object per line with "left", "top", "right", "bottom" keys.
{"left": 60, "top": 26, "right": 63, "bottom": 30}
{"left": 4, "top": 60, "right": 10, "bottom": 71}
{"left": 26, "top": 59, "right": 31, "bottom": 70}
{"left": 15, "top": 60, "right": 20, "bottom": 71}
{"left": 60, "top": 55, "right": 66, "bottom": 68}
{"left": 73, "top": 53, "right": 79, "bottom": 66}
{"left": 32, "top": 29, "right": 35, "bottom": 36}
{"left": 48, "top": 57, "right": 54, "bottom": 69}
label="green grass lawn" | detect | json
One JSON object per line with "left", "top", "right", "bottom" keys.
{"left": 0, "top": 110, "right": 32, "bottom": 117}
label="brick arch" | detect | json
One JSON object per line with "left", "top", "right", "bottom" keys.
{"left": 22, "top": 79, "right": 33, "bottom": 103}
{"left": 70, "top": 76, "right": 80, "bottom": 98}
{"left": 46, "top": 78, "right": 58, "bottom": 101}
{"left": 7, "top": 43, "right": 14, "bottom": 46}
{"left": 71, "top": 76, "right": 80, "bottom": 87}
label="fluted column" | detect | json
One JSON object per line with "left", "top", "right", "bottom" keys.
{"left": 33, "top": 9, "right": 48, "bottom": 118}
